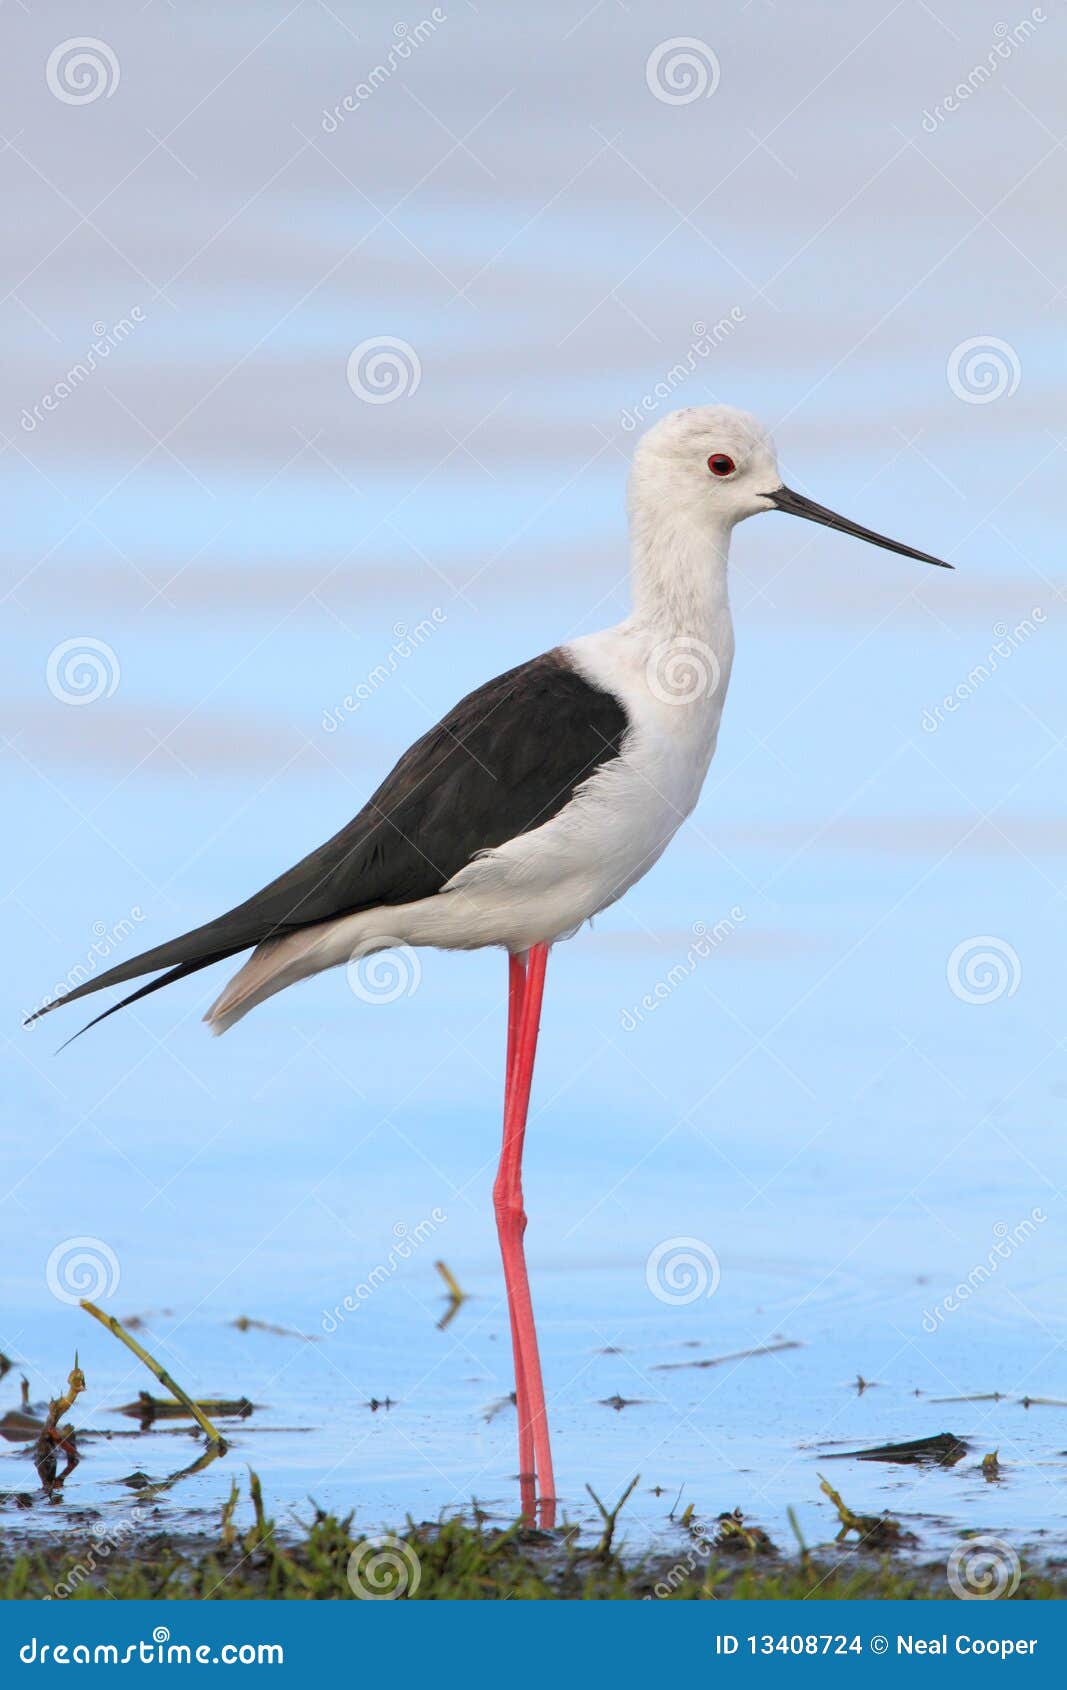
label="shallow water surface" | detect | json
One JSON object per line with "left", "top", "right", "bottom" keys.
{"left": 4, "top": 1234, "right": 1066, "bottom": 1570}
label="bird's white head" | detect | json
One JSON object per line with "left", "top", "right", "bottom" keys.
{"left": 630, "top": 404, "right": 779, "bottom": 536}
{"left": 629, "top": 402, "right": 951, "bottom": 579}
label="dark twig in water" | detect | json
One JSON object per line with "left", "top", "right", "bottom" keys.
{"left": 231, "top": 1316, "right": 319, "bottom": 1342}
{"left": 652, "top": 1340, "right": 800, "bottom": 1372}
{"left": 483, "top": 1392, "right": 516, "bottom": 1424}
{"left": 113, "top": 1390, "right": 254, "bottom": 1426}
{"left": 930, "top": 1392, "right": 1002, "bottom": 1404}
{"left": 824, "top": 1432, "right": 967, "bottom": 1467}
{"left": 0, "top": 1380, "right": 47, "bottom": 1443}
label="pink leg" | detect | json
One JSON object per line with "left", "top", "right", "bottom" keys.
{"left": 493, "top": 943, "right": 556, "bottom": 1527}
{"left": 500, "top": 952, "right": 535, "bottom": 1518}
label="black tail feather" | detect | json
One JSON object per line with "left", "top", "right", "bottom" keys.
{"left": 24, "top": 925, "right": 248, "bottom": 1028}
{"left": 52, "top": 951, "right": 239, "bottom": 1051}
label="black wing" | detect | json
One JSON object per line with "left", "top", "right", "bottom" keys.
{"left": 28, "top": 649, "right": 628, "bottom": 1029}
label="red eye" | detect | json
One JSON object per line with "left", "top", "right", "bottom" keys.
{"left": 707, "top": 453, "right": 735, "bottom": 477}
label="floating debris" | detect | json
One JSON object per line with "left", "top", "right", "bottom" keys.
{"left": 0, "top": 1404, "right": 44, "bottom": 1443}
{"left": 119, "top": 1309, "right": 175, "bottom": 1331}
{"left": 435, "top": 1261, "right": 468, "bottom": 1331}
{"left": 818, "top": 1475, "right": 916, "bottom": 1550}
{"left": 930, "top": 1392, "right": 1003, "bottom": 1404}
{"left": 81, "top": 1299, "right": 225, "bottom": 1446}
{"left": 715, "top": 1508, "right": 775, "bottom": 1556}
{"left": 112, "top": 1390, "right": 253, "bottom": 1427}
{"left": 0, "top": 1352, "right": 12, "bottom": 1382}
{"left": 231, "top": 1316, "right": 319, "bottom": 1342}
{"left": 483, "top": 1392, "right": 516, "bottom": 1425}
{"left": 653, "top": 1340, "right": 800, "bottom": 1373}
{"left": 981, "top": 1450, "right": 1001, "bottom": 1482}
{"left": 34, "top": 1355, "right": 86, "bottom": 1493}
{"left": 825, "top": 1432, "right": 967, "bottom": 1467}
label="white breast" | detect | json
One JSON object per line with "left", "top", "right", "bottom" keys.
{"left": 433, "top": 616, "right": 735, "bottom": 950}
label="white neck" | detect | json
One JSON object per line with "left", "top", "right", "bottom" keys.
{"left": 627, "top": 506, "right": 734, "bottom": 643}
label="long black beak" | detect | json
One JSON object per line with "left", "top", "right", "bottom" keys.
{"left": 766, "top": 485, "right": 953, "bottom": 569}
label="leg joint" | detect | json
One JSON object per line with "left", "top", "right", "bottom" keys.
{"left": 493, "top": 1190, "right": 527, "bottom": 1229}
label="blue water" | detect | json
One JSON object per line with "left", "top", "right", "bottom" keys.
{"left": 2, "top": 0, "right": 1066, "bottom": 1569}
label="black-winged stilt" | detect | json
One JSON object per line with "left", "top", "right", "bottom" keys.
{"left": 29, "top": 404, "right": 950, "bottom": 1525}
